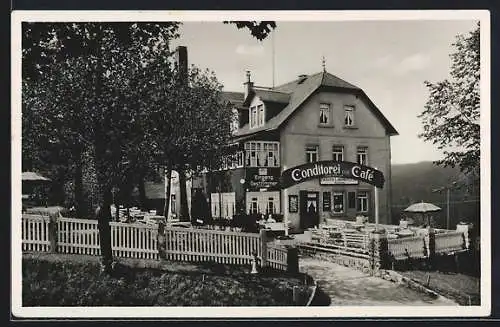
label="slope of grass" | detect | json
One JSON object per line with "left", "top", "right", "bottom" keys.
{"left": 22, "top": 256, "right": 311, "bottom": 306}
{"left": 401, "top": 270, "right": 480, "bottom": 305}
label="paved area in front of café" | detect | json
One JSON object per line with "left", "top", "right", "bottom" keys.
{"left": 299, "top": 257, "right": 458, "bottom": 306}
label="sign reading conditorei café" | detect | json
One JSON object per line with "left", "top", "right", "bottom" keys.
{"left": 280, "top": 161, "right": 385, "bottom": 189}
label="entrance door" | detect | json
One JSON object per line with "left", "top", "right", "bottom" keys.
{"left": 299, "top": 191, "right": 320, "bottom": 230}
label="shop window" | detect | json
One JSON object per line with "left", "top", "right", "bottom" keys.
{"left": 357, "top": 191, "right": 369, "bottom": 212}
{"left": 332, "top": 145, "right": 344, "bottom": 162}
{"left": 348, "top": 191, "right": 356, "bottom": 209}
{"left": 245, "top": 141, "right": 280, "bottom": 167}
{"left": 319, "top": 103, "right": 330, "bottom": 125}
{"left": 247, "top": 191, "right": 280, "bottom": 215}
{"left": 333, "top": 192, "right": 344, "bottom": 213}
{"left": 211, "top": 193, "right": 236, "bottom": 218}
{"left": 267, "top": 197, "right": 275, "bottom": 214}
{"left": 250, "top": 197, "right": 258, "bottom": 214}
{"left": 357, "top": 146, "right": 368, "bottom": 165}
{"left": 322, "top": 192, "right": 331, "bottom": 212}
{"left": 344, "top": 105, "right": 355, "bottom": 127}
{"left": 305, "top": 145, "right": 319, "bottom": 163}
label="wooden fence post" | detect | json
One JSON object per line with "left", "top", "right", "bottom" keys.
{"left": 48, "top": 212, "right": 58, "bottom": 253}
{"left": 369, "top": 229, "right": 388, "bottom": 273}
{"left": 425, "top": 227, "right": 436, "bottom": 269}
{"left": 260, "top": 229, "right": 268, "bottom": 268}
{"left": 157, "top": 221, "right": 166, "bottom": 260}
{"left": 286, "top": 246, "right": 299, "bottom": 274}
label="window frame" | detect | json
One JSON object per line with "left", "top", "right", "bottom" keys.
{"left": 357, "top": 191, "right": 369, "bottom": 213}
{"left": 322, "top": 191, "right": 332, "bottom": 212}
{"left": 245, "top": 141, "right": 280, "bottom": 168}
{"left": 357, "top": 146, "right": 368, "bottom": 165}
{"left": 250, "top": 106, "right": 257, "bottom": 129}
{"left": 332, "top": 145, "right": 344, "bottom": 162}
{"left": 332, "top": 191, "right": 345, "bottom": 214}
{"left": 257, "top": 104, "right": 265, "bottom": 126}
{"left": 305, "top": 145, "right": 319, "bottom": 163}
{"left": 319, "top": 103, "right": 330, "bottom": 125}
{"left": 344, "top": 105, "right": 355, "bottom": 127}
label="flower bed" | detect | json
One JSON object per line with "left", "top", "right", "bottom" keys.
{"left": 22, "top": 256, "right": 311, "bottom": 306}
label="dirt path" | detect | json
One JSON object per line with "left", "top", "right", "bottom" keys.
{"left": 300, "top": 257, "right": 458, "bottom": 306}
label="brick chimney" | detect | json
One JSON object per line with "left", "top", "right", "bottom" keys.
{"left": 175, "top": 46, "right": 188, "bottom": 83}
{"left": 244, "top": 70, "right": 254, "bottom": 100}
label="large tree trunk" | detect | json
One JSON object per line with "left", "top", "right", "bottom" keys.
{"left": 94, "top": 135, "right": 114, "bottom": 272}
{"left": 73, "top": 145, "right": 84, "bottom": 217}
{"left": 96, "top": 186, "right": 113, "bottom": 272}
{"left": 138, "top": 175, "right": 147, "bottom": 211}
{"left": 163, "top": 166, "right": 172, "bottom": 219}
{"left": 178, "top": 169, "right": 190, "bottom": 222}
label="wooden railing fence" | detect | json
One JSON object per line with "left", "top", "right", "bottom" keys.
{"left": 21, "top": 214, "right": 293, "bottom": 272}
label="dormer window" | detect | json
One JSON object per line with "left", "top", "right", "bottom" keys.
{"left": 250, "top": 106, "right": 257, "bottom": 128}
{"left": 258, "top": 104, "right": 264, "bottom": 126}
{"left": 250, "top": 103, "right": 265, "bottom": 129}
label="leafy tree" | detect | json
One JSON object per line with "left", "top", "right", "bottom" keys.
{"left": 22, "top": 21, "right": 275, "bottom": 271}
{"left": 223, "top": 21, "right": 276, "bottom": 40}
{"left": 22, "top": 23, "right": 180, "bottom": 271}
{"left": 418, "top": 23, "right": 480, "bottom": 178}
{"left": 140, "top": 58, "right": 234, "bottom": 221}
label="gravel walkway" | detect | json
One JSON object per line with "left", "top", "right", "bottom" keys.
{"left": 300, "top": 257, "right": 458, "bottom": 306}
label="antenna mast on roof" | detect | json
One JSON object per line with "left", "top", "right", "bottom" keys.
{"left": 322, "top": 56, "right": 326, "bottom": 72}
{"left": 272, "top": 29, "right": 276, "bottom": 88}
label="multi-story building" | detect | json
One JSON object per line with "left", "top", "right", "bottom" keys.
{"left": 199, "top": 69, "right": 398, "bottom": 231}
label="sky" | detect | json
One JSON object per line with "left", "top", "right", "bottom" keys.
{"left": 170, "top": 19, "right": 478, "bottom": 165}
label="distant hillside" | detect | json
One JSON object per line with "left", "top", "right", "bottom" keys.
{"left": 390, "top": 161, "right": 480, "bottom": 229}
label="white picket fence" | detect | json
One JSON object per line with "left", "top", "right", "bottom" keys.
{"left": 22, "top": 214, "right": 51, "bottom": 252}
{"left": 435, "top": 231, "right": 465, "bottom": 253}
{"left": 164, "top": 227, "right": 261, "bottom": 265}
{"left": 110, "top": 222, "right": 159, "bottom": 259}
{"left": 387, "top": 235, "right": 427, "bottom": 260}
{"left": 21, "top": 214, "right": 289, "bottom": 270}
{"left": 310, "top": 228, "right": 370, "bottom": 252}
{"left": 57, "top": 217, "right": 100, "bottom": 255}
{"left": 267, "top": 243, "right": 288, "bottom": 270}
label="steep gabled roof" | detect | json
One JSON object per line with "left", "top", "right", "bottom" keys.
{"left": 246, "top": 87, "right": 291, "bottom": 105}
{"left": 233, "top": 71, "right": 398, "bottom": 137}
{"left": 220, "top": 91, "right": 245, "bottom": 107}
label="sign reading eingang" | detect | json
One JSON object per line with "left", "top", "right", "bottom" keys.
{"left": 280, "top": 161, "right": 385, "bottom": 189}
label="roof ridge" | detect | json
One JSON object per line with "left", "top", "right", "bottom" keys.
{"left": 254, "top": 87, "right": 291, "bottom": 94}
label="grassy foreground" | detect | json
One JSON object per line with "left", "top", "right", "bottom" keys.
{"left": 23, "top": 256, "right": 311, "bottom": 306}
{"left": 401, "top": 270, "right": 480, "bottom": 305}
